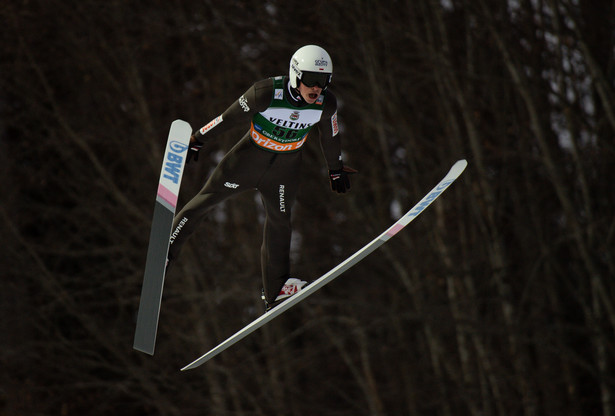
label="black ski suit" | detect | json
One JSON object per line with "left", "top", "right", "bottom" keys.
{"left": 168, "top": 76, "right": 344, "bottom": 303}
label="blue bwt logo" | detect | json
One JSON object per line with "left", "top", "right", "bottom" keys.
{"left": 408, "top": 180, "right": 454, "bottom": 217}
{"left": 169, "top": 140, "right": 188, "bottom": 153}
{"left": 163, "top": 140, "right": 188, "bottom": 184}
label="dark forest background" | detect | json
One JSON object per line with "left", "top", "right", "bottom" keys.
{"left": 1, "top": 0, "right": 614, "bottom": 415}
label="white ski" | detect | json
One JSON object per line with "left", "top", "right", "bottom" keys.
{"left": 181, "top": 159, "right": 468, "bottom": 370}
{"left": 134, "top": 119, "right": 192, "bottom": 355}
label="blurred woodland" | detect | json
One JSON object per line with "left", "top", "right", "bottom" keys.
{"left": 1, "top": 0, "right": 614, "bottom": 415}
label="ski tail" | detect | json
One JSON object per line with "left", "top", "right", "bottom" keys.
{"left": 180, "top": 159, "right": 468, "bottom": 370}
{"left": 134, "top": 119, "right": 192, "bottom": 355}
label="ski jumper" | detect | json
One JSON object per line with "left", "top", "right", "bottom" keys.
{"left": 168, "top": 76, "right": 343, "bottom": 302}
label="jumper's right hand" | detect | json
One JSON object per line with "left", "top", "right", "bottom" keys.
{"left": 186, "top": 135, "right": 204, "bottom": 164}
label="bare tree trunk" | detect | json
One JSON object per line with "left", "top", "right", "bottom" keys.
{"left": 480, "top": 2, "right": 613, "bottom": 415}
{"left": 321, "top": 316, "right": 387, "bottom": 416}
{"left": 427, "top": 1, "right": 539, "bottom": 414}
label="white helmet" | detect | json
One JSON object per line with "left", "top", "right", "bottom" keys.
{"left": 289, "top": 45, "right": 333, "bottom": 89}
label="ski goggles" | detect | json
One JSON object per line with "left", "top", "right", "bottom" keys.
{"left": 300, "top": 71, "right": 331, "bottom": 89}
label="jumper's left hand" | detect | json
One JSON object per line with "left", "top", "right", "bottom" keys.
{"left": 186, "top": 136, "right": 204, "bottom": 164}
{"left": 329, "top": 166, "right": 358, "bottom": 193}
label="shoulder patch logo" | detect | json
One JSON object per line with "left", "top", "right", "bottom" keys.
{"left": 274, "top": 89, "right": 284, "bottom": 100}
{"left": 199, "top": 115, "right": 223, "bottom": 135}
{"left": 331, "top": 111, "right": 339, "bottom": 136}
{"left": 238, "top": 95, "right": 250, "bottom": 112}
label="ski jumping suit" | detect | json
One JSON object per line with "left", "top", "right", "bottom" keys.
{"left": 168, "top": 76, "right": 343, "bottom": 303}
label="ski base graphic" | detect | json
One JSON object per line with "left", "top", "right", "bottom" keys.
{"left": 181, "top": 159, "right": 468, "bottom": 370}
{"left": 134, "top": 119, "right": 192, "bottom": 355}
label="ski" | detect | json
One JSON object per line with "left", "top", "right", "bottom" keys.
{"left": 181, "top": 159, "right": 468, "bottom": 370}
{"left": 134, "top": 119, "right": 192, "bottom": 355}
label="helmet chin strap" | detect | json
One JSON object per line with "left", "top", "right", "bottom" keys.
{"left": 286, "top": 78, "right": 307, "bottom": 105}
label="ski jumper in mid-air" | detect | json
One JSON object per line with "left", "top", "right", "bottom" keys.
{"left": 167, "top": 45, "right": 356, "bottom": 310}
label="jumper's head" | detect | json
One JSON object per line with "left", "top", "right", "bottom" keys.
{"left": 289, "top": 45, "right": 333, "bottom": 90}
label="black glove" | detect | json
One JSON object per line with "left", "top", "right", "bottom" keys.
{"left": 329, "top": 166, "right": 358, "bottom": 193}
{"left": 186, "top": 136, "right": 204, "bottom": 164}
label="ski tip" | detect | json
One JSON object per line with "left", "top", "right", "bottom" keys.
{"left": 450, "top": 159, "right": 468, "bottom": 176}
{"left": 455, "top": 159, "right": 468, "bottom": 168}
{"left": 170, "top": 119, "right": 193, "bottom": 136}
{"left": 171, "top": 118, "right": 191, "bottom": 127}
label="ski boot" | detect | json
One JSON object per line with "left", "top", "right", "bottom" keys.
{"left": 262, "top": 277, "right": 309, "bottom": 312}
